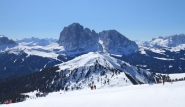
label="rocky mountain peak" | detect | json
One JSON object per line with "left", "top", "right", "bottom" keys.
{"left": 0, "top": 36, "right": 16, "bottom": 45}
{"left": 99, "top": 30, "right": 139, "bottom": 55}
{"left": 58, "top": 23, "right": 139, "bottom": 55}
{"left": 67, "top": 23, "right": 84, "bottom": 32}
{"left": 58, "top": 23, "right": 99, "bottom": 52}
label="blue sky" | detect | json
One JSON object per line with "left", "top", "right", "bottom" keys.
{"left": 0, "top": 0, "right": 185, "bottom": 41}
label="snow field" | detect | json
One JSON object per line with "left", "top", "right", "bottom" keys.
{"left": 2, "top": 81, "right": 185, "bottom": 107}
{"left": 169, "top": 73, "right": 185, "bottom": 80}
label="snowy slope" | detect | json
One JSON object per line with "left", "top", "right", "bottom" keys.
{"left": 0, "top": 37, "right": 63, "bottom": 59}
{"left": 168, "top": 73, "right": 185, "bottom": 80}
{"left": 11, "top": 37, "right": 61, "bottom": 59}
{"left": 52, "top": 52, "right": 155, "bottom": 90}
{"left": 0, "top": 42, "right": 65, "bottom": 60}
{"left": 2, "top": 81, "right": 185, "bottom": 107}
{"left": 0, "top": 52, "right": 157, "bottom": 104}
{"left": 8, "top": 43, "right": 64, "bottom": 59}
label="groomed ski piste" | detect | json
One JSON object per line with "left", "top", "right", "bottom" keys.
{"left": 2, "top": 81, "right": 185, "bottom": 107}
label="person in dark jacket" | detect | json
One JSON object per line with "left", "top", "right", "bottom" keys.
{"left": 162, "top": 75, "right": 166, "bottom": 85}
{"left": 94, "top": 85, "right": 96, "bottom": 89}
{"left": 91, "top": 86, "right": 93, "bottom": 90}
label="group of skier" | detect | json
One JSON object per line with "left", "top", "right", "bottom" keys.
{"left": 91, "top": 85, "right": 96, "bottom": 90}
{"left": 4, "top": 99, "right": 12, "bottom": 104}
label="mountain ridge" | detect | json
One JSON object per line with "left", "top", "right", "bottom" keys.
{"left": 137, "top": 34, "right": 185, "bottom": 48}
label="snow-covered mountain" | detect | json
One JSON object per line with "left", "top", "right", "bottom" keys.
{"left": 1, "top": 23, "right": 185, "bottom": 83}
{"left": 1, "top": 23, "right": 185, "bottom": 105}
{"left": 0, "top": 23, "right": 139, "bottom": 83}
{"left": 150, "top": 34, "right": 185, "bottom": 48}
{"left": 127, "top": 34, "right": 185, "bottom": 73}
{"left": 1, "top": 23, "right": 185, "bottom": 85}
{"left": 0, "top": 37, "right": 65, "bottom": 82}
{"left": 137, "top": 34, "right": 185, "bottom": 49}
{"left": 0, "top": 52, "right": 156, "bottom": 103}
{"left": 1, "top": 52, "right": 185, "bottom": 105}
{"left": 55, "top": 52, "right": 154, "bottom": 88}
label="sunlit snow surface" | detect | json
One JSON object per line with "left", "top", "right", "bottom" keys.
{"left": 1, "top": 42, "right": 64, "bottom": 59}
{"left": 57, "top": 52, "right": 122, "bottom": 70}
{"left": 2, "top": 81, "right": 185, "bottom": 107}
{"left": 154, "top": 57, "right": 174, "bottom": 61}
{"left": 136, "top": 38, "right": 185, "bottom": 54}
{"left": 169, "top": 73, "right": 185, "bottom": 80}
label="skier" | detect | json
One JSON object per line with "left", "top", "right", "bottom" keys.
{"left": 94, "top": 85, "right": 96, "bottom": 89}
{"left": 162, "top": 75, "right": 166, "bottom": 85}
{"left": 91, "top": 86, "right": 93, "bottom": 90}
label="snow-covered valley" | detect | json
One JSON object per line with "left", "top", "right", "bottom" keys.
{"left": 1, "top": 81, "right": 185, "bottom": 107}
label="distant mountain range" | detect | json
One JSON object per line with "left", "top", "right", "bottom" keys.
{"left": 136, "top": 34, "right": 185, "bottom": 48}
{"left": 125, "top": 34, "right": 185, "bottom": 74}
{"left": 16, "top": 37, "right": 57, "bottom": 46}
{"left": 0, "top": 23, "right": 185, "bottom": 83}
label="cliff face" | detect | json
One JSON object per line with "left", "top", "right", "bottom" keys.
{"left": 58, "top": 23, "right": 138, "bottom": 55}
{"left": 58, "top": 23, "right": 99, "bottom": 52}
{"left": 99, "top": 30, "right": 139, "bottom": 55}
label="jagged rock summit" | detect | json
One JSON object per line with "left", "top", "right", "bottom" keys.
{"left": 58, "top": 23, "right": 138, "bottom": 55}
{"left": 99, "top": 30, "right": 138, "bottom": 54}
{"left": 58, "top": 23, "right": 99, "bottom": 52}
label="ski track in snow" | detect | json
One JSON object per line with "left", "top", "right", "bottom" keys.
{"left": 2, "top": 81, "right": 185, "bottom": 107}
